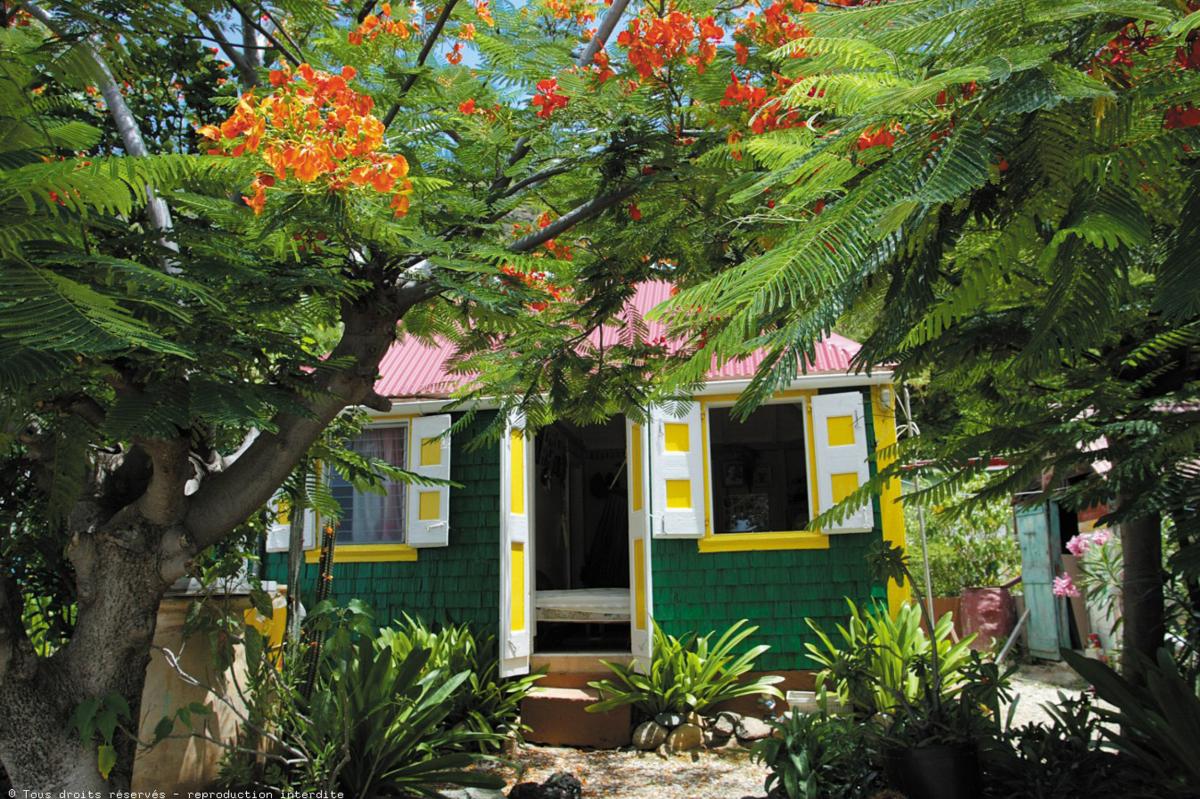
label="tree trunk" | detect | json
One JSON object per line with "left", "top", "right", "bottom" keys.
{"left": 0, "top": 527, "right": 169, "bottom": 793}
{"left": 1120, "top": 511, "right": 1165, "bottom": 676}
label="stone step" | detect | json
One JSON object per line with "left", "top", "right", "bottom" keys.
{"left": 520, "top": 686, "right": 631, "bottom": 749}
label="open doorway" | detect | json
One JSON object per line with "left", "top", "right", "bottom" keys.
{"left": 533, "top": 417, "right": 631, "bottom": 653}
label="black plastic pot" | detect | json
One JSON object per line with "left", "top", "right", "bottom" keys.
{"left": 883, "top": 742, "right": 981, "bottom": 799}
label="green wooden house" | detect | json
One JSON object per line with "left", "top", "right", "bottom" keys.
{"left": 261, "top": 282, "right": 908, "bottom": 681}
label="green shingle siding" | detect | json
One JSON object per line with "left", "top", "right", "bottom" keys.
{"left": 263, "top": 388, "right": 888, "bottom": 672}
{"left": 262, "top": 411, "right": 500, "bottom": 635}
{"left": 649, "top": 388, "right": 886, "bottom": 671}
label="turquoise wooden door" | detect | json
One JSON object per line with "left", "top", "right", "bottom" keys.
{"left": 1015, "top": 502, "right": 1068, "bottom": 660}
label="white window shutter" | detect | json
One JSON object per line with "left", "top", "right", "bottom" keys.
{"left": 811, "top": 391, "right": 874, "bottom": 533}
{"left": 649, "top": 402, "right": 705, "bottom": 538}
{"left": 407, "top": 414, "right": 452, "bottom": 548}
{"left": 500, "top": 410, "right": 533, "bottom": 676}
{"left": 265, "top": 495, "right": 290, "bottom": 552}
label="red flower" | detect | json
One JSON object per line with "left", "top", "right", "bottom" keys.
{"left": 1166, "top": 104, "right": 1200, "bottom": 129}
{"left": 531, "top": 78, "right": 569, "bottom": 118}
{"left": 459, "top": 98, "right": 477, "bottom": 114}
{"left": 628, "top": 202, "right": 643, "bottom": 221}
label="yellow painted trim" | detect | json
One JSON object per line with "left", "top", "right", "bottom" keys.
{"left": 304, "top": 543, "right": 419, "bottom": 563}
{"left": 509, "top": 429, "right": 525, "bottom": 515}
{"left": 871, "top": 384, "right": 911, "bottom": 614}
{"left": 697, "top": 390, "right": 831, "bottom": 552}
{"left": 369, "top": 412, "right": 420, "bottom": 422}
{"left": 630, "top": 423, "right": 644, "bottom": 512}
{"left": 510, "top": 542, "right": 526, "bottom": 632}
{"left": 698, "top": 531, "right": 830, "bottom": 553}
{"left": 832, "top": 472, "right": 859, "bottom": 503}
{"left": 665, "top": 479, "right": 691, "bottom": 508}
{"left": 633, "top": 539, "right": 647, "bottom": 630}
{"left": 419, "top": 437, "right": 442, "bottom": 466}
{"left": 827, "top": 415, "right": 856, "bottom": 447}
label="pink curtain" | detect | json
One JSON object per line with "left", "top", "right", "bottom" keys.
{"left": 349, "top": 426, "right": 407, "bottom": 542}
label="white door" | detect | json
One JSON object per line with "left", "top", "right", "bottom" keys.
{"left": 626, "top": 416, "right": 654, "bottom": 667}
{"left": 500, "top": 412, "right": 534, "bottom": 677}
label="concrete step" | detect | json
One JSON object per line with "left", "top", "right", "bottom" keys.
{"left": 520, "top": 686, "right": 631, "bottom": 749}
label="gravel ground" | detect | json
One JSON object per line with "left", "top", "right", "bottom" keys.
{"left": 494, "top": 744, "right": 770, "bottom": 799}
{"left": 1003, "top": 662, "right": 1093, "bottom": 729}
{"left": 484, "top": 664, "right": 1090, "bottom": 799}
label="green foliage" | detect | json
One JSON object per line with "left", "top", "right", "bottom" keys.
{"left": 751, "top": 712, "right": 882, "bottom": 799}
{"left": 220, "top": 604, "right": 508, "bottom": 797}
{"left": 1064, "top": 648, "right": 1200, "bottom": 791}
{"left": 654, "top": 0, "right": 1200, "bottom": 663}
{"left": 71, "top": 692, "right": 136, "bottom": 780}
{"left": 587, "top": 619, "right": 783, "bottom": 717}
{"left": 297, "top": 639, "right": 504, "bottom": 798}
{"left": 376, "top": 613, "right": 542, "bottom": 752}
{"left": 903, "top": 475, "right": 1020, "bottom": 596}
{"left": 984, "top": 694, "right": 1143, "bottom": 799}
{"left": 805, "top": 600, "right": 976, "bottom": 716}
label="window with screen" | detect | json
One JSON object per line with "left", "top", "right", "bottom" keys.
{"left": 329, "top": 424, "right": 408, "bottom": 544}
{"left": 708, "top": 403, "right": 810, "bottom": 534}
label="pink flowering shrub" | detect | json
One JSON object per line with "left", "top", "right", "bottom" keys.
{"left": 1066, "top": 529, "right": 1112, "bottom": 556}
{"left": 1053, "top": 571, "right": 1081, "bottom": 598}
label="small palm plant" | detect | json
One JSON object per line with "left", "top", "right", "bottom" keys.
{"left": 586, "top": 619, "right": 783, "bottom": 718}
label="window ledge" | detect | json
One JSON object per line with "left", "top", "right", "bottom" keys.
{"left": 697, "top": 531, "right": 830, "bottom": 553}
{"left": 304, "top": 544, "right": 419, "bottom": 564}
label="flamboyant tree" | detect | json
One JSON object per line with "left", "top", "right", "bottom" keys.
{"left": 0, "top": 0, "right": 888, "bottom": 790}
{"left": 652, "top": 0, "right": 1200, "bottom": 675}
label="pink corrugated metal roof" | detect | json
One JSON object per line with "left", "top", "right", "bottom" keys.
{"left": 374, "top": 281, "right": 863, "bottom": 399}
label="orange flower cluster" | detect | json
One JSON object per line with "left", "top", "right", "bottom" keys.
{"left": 734, "top": 0, "right": 815, "bottom": 51}
{"left": 721, "top": 72, "right": 808, "bottom": 135}
{"left": 591, "top": 50, "right": 615, "bottom": 83}
{"left": 616, "top": 9, "right": 724, "bottom": 80}
{"left": 532, "top": 78, "right": 569, "bottom": 118}
{"left": 499, "top": 264, "right": 568, "bottom": 311}
{"left": 476, "top": 0, "right": 495, "bottom": 25}
{"left": 542, "top": 0, "right": 597, "bottom": 25}
{"left": 197, "top": 63, "right": 413, "bottom": 217}
{"left": 349, "top": 3, "right": 412, "bottom": 44}
{"left": 857, "top": 123, "right": 901, "bottom": 150}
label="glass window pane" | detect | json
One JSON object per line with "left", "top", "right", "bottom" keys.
{"left": 329, "top": 425, "right": 408, "bottom": 544}
{"left": 708, "top": 404, "right": 809, "bottom": 534}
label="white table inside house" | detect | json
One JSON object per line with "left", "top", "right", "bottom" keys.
{"left": 535, "top": 588, "right": 631, "bottom": 623}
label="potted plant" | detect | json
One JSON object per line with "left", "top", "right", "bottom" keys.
{"left": 867, "top": 542, "right": 1013, "bottom": 799}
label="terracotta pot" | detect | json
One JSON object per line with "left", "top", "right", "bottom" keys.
{"left": 931, "top": 596, "right": 963, "bottom": 639}
{"left": 960, "top": 586, "right": 1016, "bottom": 650}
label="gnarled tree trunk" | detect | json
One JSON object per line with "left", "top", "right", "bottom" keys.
{"left": 0, "top": 285, "right": 425, "bottom": 792}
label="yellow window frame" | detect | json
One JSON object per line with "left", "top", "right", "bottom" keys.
{"left": 697, "top": 390, "right": 830, "bottom": 553}
{"left": 304, "top": 413, "right": 420, "bottom": 564}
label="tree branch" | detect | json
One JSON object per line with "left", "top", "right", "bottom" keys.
{"left": 137, "top": 436, "right": 192, "bottom": 526}
{"left": 252, "top": 1, "right": 305, "bottom": 64}
{"left": 382, "top": 0, "right": 463, "bottom": 129}
{"left": 576, "top": 0, "right": 632, "bottom": 67}
{"left": 21, "top": 0, "right": 173, "bottom": 237}
{"left": 508, "top": 182, "right": 642, "bottom": 253}
{"left": 486, "top": 0, "right": 629, "bottom": 199}
{"left": 185, "top": 3, "right": 257, "bottom": 87}
{"left": 0, "top": 572, "right": 36, "bottom": 684}
{"left": 182, "top": 284, "right": 427, "bottom": 550}
{"left": 225, "top": 0, "right": 300, "bottom": 65}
